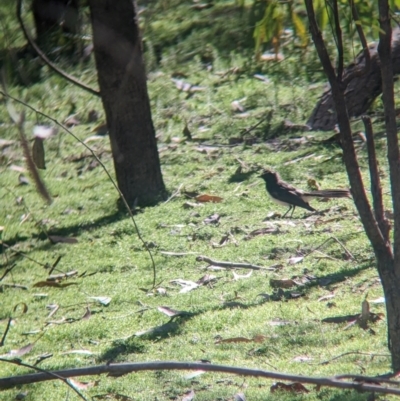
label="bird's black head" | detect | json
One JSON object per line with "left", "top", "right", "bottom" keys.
{"left": 260, "top": 169, "right": 278, "bottom": 183}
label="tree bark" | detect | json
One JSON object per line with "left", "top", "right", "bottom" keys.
{"left": 88, "top": 0, "right": 165, "bottom": 206}
{"left": 307, "top": 28, "right": 400, "bottom": 131}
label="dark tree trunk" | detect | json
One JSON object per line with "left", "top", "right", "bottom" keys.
{"left": 32, "top": 0, "right": 79, "bottom": 41}
{"left": 88, "top": 0, "right": 165, "bottom": 206}
{"left": 307, "top": 28, "right": 400, "bottom": 131}
{"left": 377, "top": 255, "right": 400, "bottom": 371}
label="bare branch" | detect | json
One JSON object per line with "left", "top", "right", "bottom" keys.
{"left": 332, "top": 0, "right": 344, "bottom": 80}
{"left": 362, "top": 116, "right": 390, "bottom": 242}
{"left": 1, "top": 361, "right": 400, "bottom": 396}
{"left": 0, "top": 358, "right": 88, "bottom": 400}
{"left": 378, "top": 0, "right": 400, "bottom": 267}
{"left": 196, "top": 256, "right": 274, "bottom": 271}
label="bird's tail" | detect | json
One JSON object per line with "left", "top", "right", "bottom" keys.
{"left": 305, "top": 189, "right": 351, "bottom": 198}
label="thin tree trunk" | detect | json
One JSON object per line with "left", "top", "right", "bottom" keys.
{"left": 88, "top": 0, "right": 165, "bottom": 206}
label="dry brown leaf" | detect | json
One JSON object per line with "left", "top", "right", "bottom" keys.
{"left": 49, "top": 235, "right": 78, "bottom": 244}
{"left": 157, "top": 306, "right": 184, "bottom": 317}
{"left": 270, "top": 382, "right": 309, "bottom": 393}
{"left": 195, "top": 194, "right": 223, "bottom": 203}
{"left": 33, "top": 281, "right": 78, "bottom": 288}
{"left": 215, "top": 337, "right": 252, "bottom": 344}
{"left": 82, "top": 307, "right": 91, "bottom": 320}
{"left": 1, "top": 343, "right": 34, "bottom": 358}
{"left": 270, "top": 278, "right": 296, "bottom": 289}
{"left": 32, "top": 138, "right": 46, "bottom": 169}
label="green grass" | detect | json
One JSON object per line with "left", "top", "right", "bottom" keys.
{"left": 0, "top": 0, "right": 396, "bottom": 400}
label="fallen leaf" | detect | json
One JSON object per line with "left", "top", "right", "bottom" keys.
{"left": 33, "top": 281, "right": 78, "bottom": 288}
{"left": 49, "top": 235, "right": 78, "bottom": 244}
{"left": 157, "top": 306, "right": 191, "bottom": 317}
{"left": 0, "top": 343, "right": 34, "bottom": 358}
{"left": 233, "top": 271, "right": 253, "bottom": 280}
{"left": 270, "top": 278, "right": 296, "bottom": 289}
{"left": 244, "top": 227, "right": 280, "bottom": 240}
{"left": 32, "top": 138, "right": 46, "bottom": 169}
{"left": 195, "top": 194, "right": 223, "bottom": 203}
{"left": 288, "top": 256, "right": 304, "bottom": 265}
{"left": 215, "top": 337, "right": 252, "bottom": 344}
{"left": 62, "top": 350, "right": 94, "bottom": 355}
{"left": 69, "top": 378, "right": 97, "bottom": 390}
{"left": 170, "top": 279, "right": 199, "bottom": 293}
{"left": 196, "top": 274, "right": 216, "bottom": 285}
{"left": 203, "top": 213, "right": 220, "bottom": 225}
{"left": 89, "top": 296, "right": 111, "bottom": 306}
{"left": 82, "top": 307, "right": 91, "bottom": 320}
{"left": 270, "top": 382, "right": 309, "bottom": 393}
{"left": 318, "top": 294, "right": 335, "bottom": 302}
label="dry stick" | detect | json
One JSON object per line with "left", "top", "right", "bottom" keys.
{"left": 16, "top": 0, "right": 100, "bottom": 97}
{"left": 2, "top": 243, "right": 49, "bottom": 269}
{"left": 332, "top": 0, "right": 344, "bottom": 80}
{"left": 164, "top": 184, "right": 183, "bottom": 205}
{"left": 0, "top": 92, "right": 158, "bottom": 289}
{"left": 0, "top": 264, "right": 16, "bottom": 282}
{"left": 0, "top": 318, "right": 12, "bottom": 347}
{"left": 306, "top": 236, "right": 354, "bottom": 261}
{"left": 2, "top": 361, "right": 400, "bottom": 396}
{"left": 362, "top": 116, "right": 390, "bottom": 241}
{"left": 196, "top": 256, "right": 274, "bottom": 271}
{"left": 0, "top": 358, "right": 88, "bottom": 401}
{"left": 319, "top": 351, "right": 390, "bottom": 366}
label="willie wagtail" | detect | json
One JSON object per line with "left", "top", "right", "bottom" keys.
{"left": 260, "top": 170, "right": 351, "bottom": 217}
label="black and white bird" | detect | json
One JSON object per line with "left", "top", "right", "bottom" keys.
{"left": 260, "top": 169, "right": 351, "bottom": 218}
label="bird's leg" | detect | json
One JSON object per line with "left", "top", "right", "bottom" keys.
{"left": 290, "top": 206, "right": 296, "bottom": 218}
{"left": 282, "top": 206, "right": 292, "bottom": 218}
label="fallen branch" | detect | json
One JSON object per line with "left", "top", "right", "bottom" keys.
{"left": 1, "top": 361, "right": 400, "bottom": 396}
{"left": 196, "top": 256, "right": 274, "bottom": 271}
{"left": 319, "top": 351, "right": 390, "bottom": 366}
{"left": 0, "top": 358, "right": 88, "bottom": 400}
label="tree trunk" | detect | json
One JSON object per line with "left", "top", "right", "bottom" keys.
{"left": 376, "top": 253, "right": 400, "bottom": 371}
{"left": 88, "top": 0, "right": 165, "bottom": 206}
{"left": 307, "top": 28, "right": 400, "bottom": 131}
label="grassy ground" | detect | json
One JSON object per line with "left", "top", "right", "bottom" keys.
{"left": 0, "top": 0, "right": 396, "bottom": 400}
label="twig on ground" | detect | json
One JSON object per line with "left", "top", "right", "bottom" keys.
{"left": 196, "top": 256, "right": 274, "bottom": 271}
{"left": 1, "top": 361, "right": 400, "bottom": 396}
{"left": 0, "top": 264, "right": 16, "bottom": 282}
{"left": 164, "top": 184, "right": 183, "bottom": 204}
{"left": 319, "top": 351, "right": 390, "bottom": 365}
{"left": 305, "top": 236, "right": 354, "bottom": 261}
{"left": 160, "top": 251, "right": 199, "bottom": 257}
{"left": 0, "top": 318, "right": 12, "bottom": 347}
{"left": 0, "top": 92, "right": 158, "bottom": 289}
{"left": 0, "top": 358, "right": 88, "bottom": 400}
